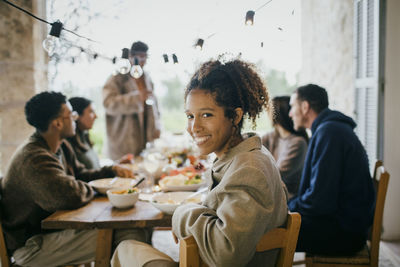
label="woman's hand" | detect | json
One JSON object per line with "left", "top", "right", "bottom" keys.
{"left": 112, "top": 164, "right": 134, "bottom": 178}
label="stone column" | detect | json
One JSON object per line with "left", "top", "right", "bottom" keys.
{"left": 0, "top": 0, "right": 48, "bottom": 175}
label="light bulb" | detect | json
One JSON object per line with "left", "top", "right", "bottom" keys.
{"left": 42, "top": 36, "right": 58, "bottom": 55}
{"left": 130, "top": 65, "right": 143, "bottom": 79}
{"left": 117, "top": 58, "right": 131, "bottom": 74}
{"left": 245, "top": 19, "right": 253, "bottom": 26}
{"left": 43, "top": 21, "right": 63, "bottom": 56}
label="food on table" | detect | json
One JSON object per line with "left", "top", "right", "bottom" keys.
{"left": 111, "top": 188, "right": 139, "bottom": 195}
{"left": 160, "top": 166, "right": 204, "bottom": 187}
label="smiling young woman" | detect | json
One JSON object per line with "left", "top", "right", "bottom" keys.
{"left": 172, "top": 58, "right": 288, "bottom": 266}
{"left": 110, "top": 57, "right": 289, "bottom": 267}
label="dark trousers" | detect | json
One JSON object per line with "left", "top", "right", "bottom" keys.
{"left": 296, "top": 215, "right": 366, "bottom": 255}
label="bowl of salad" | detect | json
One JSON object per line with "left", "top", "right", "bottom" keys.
{"left": 106, "top": 187, "right": 139, "bottom": 209}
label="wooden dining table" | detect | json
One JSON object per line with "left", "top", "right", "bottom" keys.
{"left": 41, "top": 196, "right": 172, "bottom": 267}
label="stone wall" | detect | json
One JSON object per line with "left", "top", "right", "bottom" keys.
{"left": 0, "top": 0, "right": 48, "bottom": 175}
{"left": 299, "top": 0, "right": 354, "bottom": 116}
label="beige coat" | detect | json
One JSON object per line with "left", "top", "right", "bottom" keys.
{"left": 102, "top": 72, "right": 161, "bottom": 160}
{"left": 172, "top": 134, "right": 288, "bottom": 267}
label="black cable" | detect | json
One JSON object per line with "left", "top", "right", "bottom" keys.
{"left": 2, "top": 0, "right": 99, "bottom": 43}
{"left": 255, "top": 0, "right": 273, "bottom": 12}
{"left": 2, "top": 0, "right": 51, "bottom": 25}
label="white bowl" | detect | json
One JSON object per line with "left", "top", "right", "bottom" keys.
{"left": 106, "top": 188, "right": 139, "bottom": 209}
{"left": 150, "top": 191, "right": 203, "bottom": 215}
{"left": 89, "top": 178, "right": 138, "bottom": 194}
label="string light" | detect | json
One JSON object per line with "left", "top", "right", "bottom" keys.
{"left": 4, "top": 0, "right": 284, "bottom": 70}
{"left": 245, "top": 11, "right": 255, "bottom": 26}
{"left": 245, "top": 0, "right": 274, "bottom": 26}
{"left": 130, "top": 57, "right": 144, "bottom": 79}
{"left": 42, "top": 21, "right": 62, "bottom": 55}
{"left": 172, "top": 54, "right": 178, "bottom": 64}
{"left": 195, "top": 38, "right": 204, "bottom": 50}
{"left": 117, "top": 48, "right": 131, "bottom": 74}
{"left": 163, "top": 54, "right": 169, "bottom": 63}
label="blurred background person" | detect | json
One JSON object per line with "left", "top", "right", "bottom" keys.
{"left": 262, "top": 95, "right": 308, "bottom": 199}
{"left": 103, "top": 41, "right": 161, "bottom": 160}
{"left": 68, "top": 97, "right": 101, "bottom": 169}
{"left": 68, "top": 97, "right": 133, "bottom": 170}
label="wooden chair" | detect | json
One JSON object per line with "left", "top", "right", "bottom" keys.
{"left": 179, "top": 212, "right": 301, "bottom": 267}
{"left": 0, "top": 177, "right": 91, "bottom": 267}
{"left": 303, "top": 160, "right": 390, "bottom": 267}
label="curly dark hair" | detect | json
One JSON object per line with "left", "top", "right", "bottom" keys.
{"left": 69, "top": 97, "right": 91, "bottom": 115}
{"left": 295, "top": 84, "right": 329, "bottom": 113}
{"left": 25, "top": 91, "right": 66, "bottom": 132}
{"left": 130, "top": 41, "right": 148, "bottom": 55}
{"left": 271, "top": 96, "right": 308, "bottom": 143}
{"left": 185, "top": 58, "right": 270, "bottom": 133}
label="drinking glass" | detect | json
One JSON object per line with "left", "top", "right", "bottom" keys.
{"left": 141, "top": 154, "right": 160, "bottom": 193}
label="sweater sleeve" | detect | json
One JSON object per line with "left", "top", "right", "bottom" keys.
{"left": 277, "top": 137, "right": 307, "bottom": 184}
{"left": 288, "top": 126, "right": 343, "bottom": 216}
{"left": 26, "top": 150, "right": 94, "bottom": 212}
{"left": 102, "top": 75, "right": 144, "bottom": 115}
{"left": 172, "top": 166, "right": 282, "bottom": 266}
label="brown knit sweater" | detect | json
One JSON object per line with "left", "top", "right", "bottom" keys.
{"left": 0, "top": 132, "right": 115, "bottom": 252}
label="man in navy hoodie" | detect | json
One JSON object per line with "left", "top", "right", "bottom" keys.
{"left": 288, "top": 84, "right": 375, "bottom": 255}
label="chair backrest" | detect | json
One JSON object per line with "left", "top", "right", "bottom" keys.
{"left": 369, "top": 161, "right": 390, "bottom": 267}
{"left": 0, "top": 222, "right": 11, "bottom": 267}
{"left": 179, "top": 212, "right": 301, "bottom": 267}
{"left": 0, "top": 176, "right": 11, "bottom": 267}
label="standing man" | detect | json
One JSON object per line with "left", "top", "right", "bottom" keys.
{"left": 288, "top": 84, "right": 375, "bottom": 255}
{"left": 0, "top": 91, "right": 149, "bottom": 266}
{"left": 103, "top": 41, "right": 161, "bottom": 160}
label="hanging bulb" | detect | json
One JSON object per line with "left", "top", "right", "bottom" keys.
{"left": 163, "top": 54, "right": 169, "bottom": 63}
{"left": 42, "top": 36, "right": 58, "bottom": 55}
{"left": 42, "top": 21, "right": 63, "bottom": 55}
{"left": 195, "top": 38, "right": 204, "bottom": 50}
{"left": 130, "top": 57, "right": 143, "bottom": 79}
{"left": 117, "top": 48, "right": 131, "bottom": 74}
{"left": 245, "top": 10, "right": 255, "bottom": 25}
{"left": 172, "top": 54, "right": 178, "bottom": 64}
{"left": 117, "top": 58, "right": 131, "bottom": 74}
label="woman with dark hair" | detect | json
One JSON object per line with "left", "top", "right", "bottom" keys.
{"left": 262, "top": 96, "right": 308, "bottom": 199}
{"left": 68, "top": 97, "right": 133, "bottom": 169}
{"left": 111, "top": 58, "right": 288, "bottom": 267}
{"left": 67, "top": 97, "right": 100, "bottom": 169}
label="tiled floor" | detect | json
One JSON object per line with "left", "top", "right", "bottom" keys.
{"left": 152, "top": 230, "right": 400, "bottom": 266}
{"left": 380, "top": 240, "right": 400, "bottom": 267}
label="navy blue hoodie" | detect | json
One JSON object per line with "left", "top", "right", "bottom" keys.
{"left": 288, "top": 108, "right": 375, "bottom": 235}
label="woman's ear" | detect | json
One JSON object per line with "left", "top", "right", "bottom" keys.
{"left": 233, "top": 107, "right": 244, "bottom": 126}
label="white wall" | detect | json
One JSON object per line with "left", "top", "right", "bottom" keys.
{"left": 300, "top": 0, "right": 400, "bottom": 240}
{"left": 299, "top": 0, "right": 354, "bottom": 116}
{"left": 381, "top": 0, "right": 400, "bottom": 240}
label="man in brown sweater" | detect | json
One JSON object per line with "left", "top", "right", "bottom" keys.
{"left": 0, "top": 92, "right": 149, "bottom": 266}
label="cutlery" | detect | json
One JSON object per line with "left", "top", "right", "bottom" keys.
{"left": 132, "top": 177, "right": 145, "bottom": 188}
{"left": 109, "top": 177, "right": 118, "bottom": 185}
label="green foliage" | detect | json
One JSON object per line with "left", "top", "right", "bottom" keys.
{"left": 159, "top": 76, "right": 186, "bottom": 133}
{"left": 160, "top": 76, "right": 185, "bottom": 110}
{"left": 265, "top": 69, "right": 298, "bottom": 97}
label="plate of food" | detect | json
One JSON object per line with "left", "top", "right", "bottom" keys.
{"left": 158, "top": 173, "right": 205, "bottom": 191}
{"left": 150, "top": 191, "right": 203, "bottom": 215}
{"left": 159, "top": 166, "right": 206, "bottom": 191}
{"left": 89, "top": 177, "right": 138, "bottom": 194}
